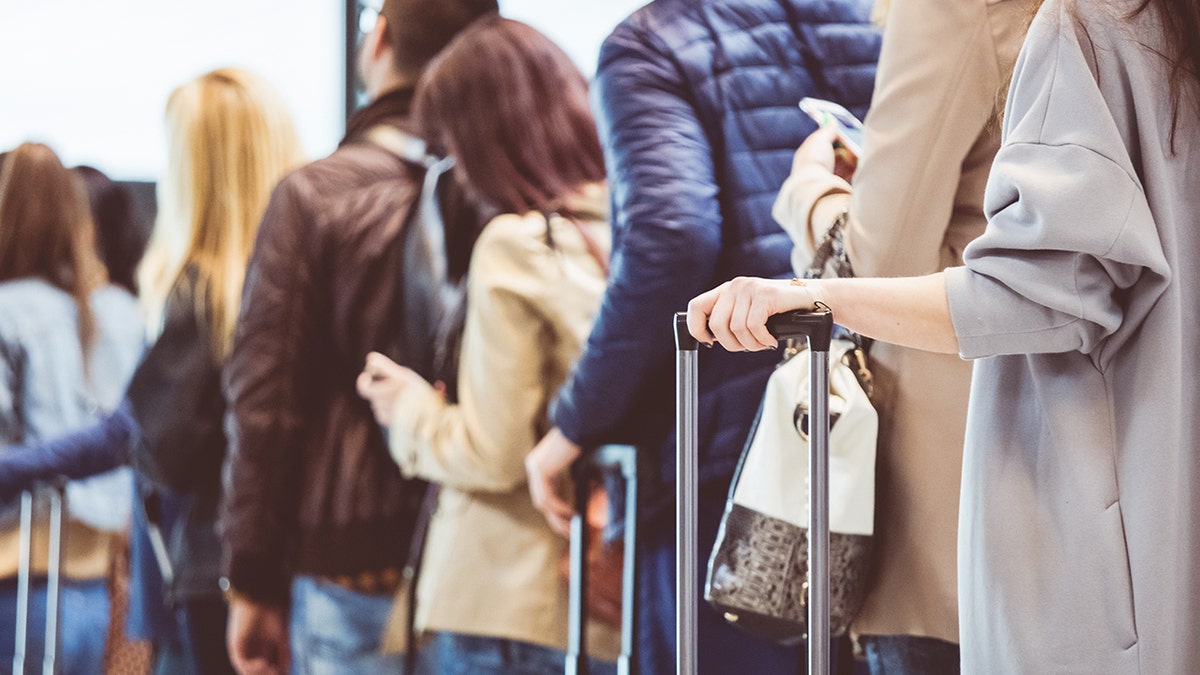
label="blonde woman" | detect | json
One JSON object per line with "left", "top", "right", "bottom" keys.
{"left": 0, "top": 69, "right": 303, "bottom": 673}
{"left": 0, "top": 142, "right": 143, "bottom": 672}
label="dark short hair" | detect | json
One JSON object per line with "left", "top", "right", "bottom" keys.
{"left": 378, "top": 0, "right": 499, "bottom": 77}
{"left": 414, "top": 17, "right": 606, "bottom": 216}
{"left": 74, "top": 166, "right": 146, "bottom": 295}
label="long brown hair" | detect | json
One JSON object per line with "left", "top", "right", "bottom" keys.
{"left": 1132, "top": 0, "right": 1200, "bottom": 146}
{"left": 0, "top": 142, "right": 107, "bottom": 362}
{"left": 414, "top": 17, "right": 606, "bottom": 217}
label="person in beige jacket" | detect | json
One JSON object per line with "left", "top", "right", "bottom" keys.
{"left": 772, "top": 0, "right": 1032, "bottom": 669}
{"left": 356, "top": 17, "right": 620, "bottom": 674}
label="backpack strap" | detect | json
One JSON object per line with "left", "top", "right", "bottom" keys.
{"left": 362, "top": 126, "right": 458, "bottom": 381}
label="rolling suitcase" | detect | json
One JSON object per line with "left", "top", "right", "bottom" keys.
{"left": 13, "top": 482, "right": 68, "bottom": 675}
{"left": 673, "top": 307, "right": 834, "bottom": 675}
{"left": 566, "top": 444, "right": 639, "bottom": 675}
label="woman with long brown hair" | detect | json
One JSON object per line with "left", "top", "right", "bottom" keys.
{"left": 690, "top": 0, "right": 1200, "bottom": 670}
{"left": 356, "top": 16, "right": 619, "bottom": 673}
{"left": 0, "top": 141, "right": 144, "bottom": 672}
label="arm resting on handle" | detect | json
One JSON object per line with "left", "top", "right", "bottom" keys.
{"left": 687, "top": 273, "right": 957, "bottom": 355}
{"left": 0, "top": 402, "right": 135, "bottom": 499}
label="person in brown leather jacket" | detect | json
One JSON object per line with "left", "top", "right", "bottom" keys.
{"left": 219, "top": 1, "right": 497, "bottom": 673}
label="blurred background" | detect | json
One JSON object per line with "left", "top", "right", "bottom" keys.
{"left": 0, "top": 0, "right": 645, "bottom": 233}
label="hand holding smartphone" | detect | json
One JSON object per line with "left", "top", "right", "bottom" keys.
{"left": 799, "top": 97, "right": 864, "bottom": 181}
{"left": 799, "top": 97, "right": 865, "bottom": 158}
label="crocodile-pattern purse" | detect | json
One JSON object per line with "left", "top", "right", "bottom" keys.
{"left": 704, "top": 212, "right": 876, "bottom": 644}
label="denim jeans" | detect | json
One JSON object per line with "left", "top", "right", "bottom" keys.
{"left": 289, "top": 576, "right": 406, "bottom": 675}
{"left": 415, "top": 631, "right": 617, "bottom": 675}
{"left": 860, "top": 635, "right": 960, "bottom": 675}
{"left": 0, "top": 578, "right": 109, "bottom": 675}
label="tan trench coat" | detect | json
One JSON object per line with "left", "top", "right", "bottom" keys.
{"left": 383, "top": 186, "right": 620, "bottom": 659}
{"left": 773, "top": 0, "right": 1032, "bottom": 643}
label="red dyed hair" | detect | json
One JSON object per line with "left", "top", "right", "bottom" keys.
{"left": 414, "top": 17, "right": 606, "bottom": 216}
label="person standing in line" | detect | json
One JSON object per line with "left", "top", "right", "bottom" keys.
{"left": 126, "top": 68, "right": 304, "bottom": 674}
{"left": 0, "top": 69, "right": 305, "bottom": 674}
{"left": 219, "top": 2, "right": 497, "bottom": 673}
{"left": 524, "top": 0, "right": 881, "bottom": 672}
{"left": 689, "top": 0, "right": 1200, "bottom": 670}
{"left": 355, "top": 17, "right": 622, "bottom": 674}
{"left": 0, "top": 142, "right": 143, "bottom": 673}
{"left": 770, "top": 0, "right": 1033, "bottom": 670}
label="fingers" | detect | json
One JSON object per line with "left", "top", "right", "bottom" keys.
{"left": 688, "top": 278, "right": 818, "bottom": 352}
{"left": 793, "top": 125, "right": 839, "bottom": 174}
{"left": 526, "top": 458, "right": 576, "bottom": 536}
{"left": 744, "top": 293, "right": 778, "bottom": 349}
{"left": 355, "top": 370, "right": 375, "bottom": 399}
{"left": 725, "top": 281, "right": 760, "bottom": 352}
{"left": 686, "top": 289, "right": 719, "bottom": 345}
{"left": 363, "top": 351, "right": 404, "bottom": 381}
{"left": 526, "top": 429, "right": 582, "bottom": 537}
{"left": 703, "top": 277, "right": 776, "bottom": 352}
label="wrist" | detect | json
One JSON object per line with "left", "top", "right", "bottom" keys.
{"left": 789, "top": 276, "right": 826, "bottom": 308}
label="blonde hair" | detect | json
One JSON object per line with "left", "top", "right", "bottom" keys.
{"left": 871, "top": 0, "right": 891, "bottom": 26}
{"left": 0, "top": 143, "right": 108, "bottom": 367}
{"left": 138, "top": 68, "right": 304, "bottom": 362}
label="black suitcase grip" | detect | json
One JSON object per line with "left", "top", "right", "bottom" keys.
{"left": 673, "top": 306, "right": 834, "bottom": 352}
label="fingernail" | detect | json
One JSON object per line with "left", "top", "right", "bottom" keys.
{"left": 704, "top": 341, "right": 714, "bottom": 349}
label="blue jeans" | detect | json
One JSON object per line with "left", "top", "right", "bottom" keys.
{"left": 861, "top": 635, "right": 960, "bottom": 675}
{"left": 415, "top": 632, "right": 616, "bottom": 675}
{"left": 290, "top": 576, "right": 406, "bottom": 675}
{"left": 0, "top": 579, "right": 109, "bottom": 675}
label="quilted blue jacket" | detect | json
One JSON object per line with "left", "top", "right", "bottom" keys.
{"left": 551, "top": 0, "right": 880, "bottom": 507}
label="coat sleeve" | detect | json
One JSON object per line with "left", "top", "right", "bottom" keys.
{"left": 944, "top": 0, "right": 1170, "bottom": 362}
{"left": 550, "top": 23, "right": 724, "bottom": 449}
{"left": 221, "top": 178, "right": 315, "bottom": 605}
{"left": 388, "top": 217, "right": 557, "bottom": 493}
{"left": 0, "top": 403, "right": 134, "bottom": 501}
{"left": 779, "top": 0, "right": 1023, "bottom": 278}
{"left": 127, "top": 280, "right": 226, "bottom": 495}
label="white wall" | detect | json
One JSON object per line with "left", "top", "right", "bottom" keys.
{"left": 0, "top": 0, "right": 345, "bottom": 181}
{"left": 0, "top": 0, "right": 647, "bottom": 182}
{"left": 500, "top": 0, "right": 647, "bottom": 76}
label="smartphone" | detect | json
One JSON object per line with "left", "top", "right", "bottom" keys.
{"left": 799, "top": 97, "right": 865, "bottom": 158}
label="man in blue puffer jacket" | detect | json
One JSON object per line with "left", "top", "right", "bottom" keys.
{"left": 526, "top": 0, "right": 881, "bottom": 672}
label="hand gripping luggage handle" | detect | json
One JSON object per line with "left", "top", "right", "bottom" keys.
{"left": 673, "top": 307, "right": 835, "bottom": 675}
{"left": 672, "top": 306, "right": 834, "bottom": 352}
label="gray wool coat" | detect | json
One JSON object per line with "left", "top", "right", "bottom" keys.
{"left": 944, "top": 0, "right": 1200, "bottom": 671}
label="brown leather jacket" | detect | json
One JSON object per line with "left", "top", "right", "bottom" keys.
{"left": 221, "top": 89, "right": 441, "bottom": 604}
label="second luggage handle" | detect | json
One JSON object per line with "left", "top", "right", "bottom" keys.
{"left": 673, "top": 307, "right": 834, "bottom": 675}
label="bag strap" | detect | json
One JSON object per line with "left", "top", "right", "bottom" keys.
{"left": 549, "top": 211, "right": 610, "bottom": 278}
{"left": 363, "top": 125, "right": 457, "bottom": 377}
{"left": 801, "top": 210, "right": 874, "bottom": 398}
{"left": 363, "top": 126, "right": 439, "bottom": 169}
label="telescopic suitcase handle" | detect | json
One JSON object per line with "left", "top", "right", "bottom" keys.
{"left": 14, "top": 480, "right": 67, "bottom": 675}
{"left": 566, "top": 445, "right": 639, "bottom": 675}
{"left": 673, "top": 307, "right": 835, "bottom": 675}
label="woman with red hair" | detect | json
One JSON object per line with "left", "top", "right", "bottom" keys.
{"left": 357, "top": 16, "right": 619, "bottom": 674}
